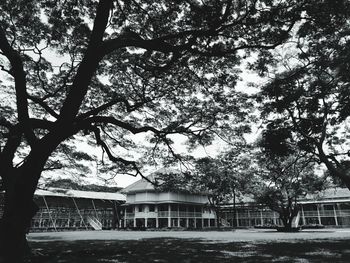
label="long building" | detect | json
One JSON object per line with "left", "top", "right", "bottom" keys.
{"left": 0, "top": 188, "right": 126, "bottom": 232}
{"left": 1, "top": 179, "right": 350, "bottom": 232}
{"left": 219, "top": 188, "right": 350, "bottom": 228}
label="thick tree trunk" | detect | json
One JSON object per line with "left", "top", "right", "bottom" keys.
{"left": 0, "top": 140, "right": 56, "bottom": 262}
{"left": 0, "top": 171, "right": 39, "bottom": 262}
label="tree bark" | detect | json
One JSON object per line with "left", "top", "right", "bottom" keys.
{"left": 0, "top": 137, "right": 59, "bottom": 262}
{"left": 0, "top": 168, "right": 39, "bottom": 262}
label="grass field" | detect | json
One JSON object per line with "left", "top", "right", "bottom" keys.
{"left": 27, "top": 229, "right": 350, "bottom": 262}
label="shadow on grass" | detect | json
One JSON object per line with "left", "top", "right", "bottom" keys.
{"left": 27, "top": 238, "right": 350, "bottom": 263}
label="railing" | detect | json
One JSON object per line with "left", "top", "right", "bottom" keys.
{"left": 125, "top": 213, "right": 135, "bottom": 219}
{"left": 236, "top": 212, "right": 278, "bottom": 219}
{"left": 139, "top": 211, "right": 204, "bottom": 218}
{"left": 336, "top": 210, "right": 350, "bottom": 217}
{"left": 303, "top": 209, "right": 350, "bottom": 217}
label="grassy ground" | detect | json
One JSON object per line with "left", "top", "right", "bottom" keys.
{"left": 27, "top": 237, "right": 350, "bottom": 262}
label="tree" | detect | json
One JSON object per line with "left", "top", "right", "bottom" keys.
{"left": 253, "top": 141, "right": 325, "bottom": 231}
{"left": 193, "top": 150, "right": 253, "bottom": 227}
{"left": 0, "top": 0, "right": 305, "bottom": 260}
{"left": 257, "top": 0, "right": 350, "bottom": 189}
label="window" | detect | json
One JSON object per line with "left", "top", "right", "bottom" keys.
{"left": 149, "top": 205, "right": 155, "bottom": 212}
{"left": 137, "top": 205, "right": 144, "bottom": 212}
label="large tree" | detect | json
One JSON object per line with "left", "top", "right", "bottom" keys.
{"left": 0, "top": 0, "right": 304, "bottom": 261}
{"left": 253, "top": 143, "right": 325, "bottom": 231}
{"left": 257, "top": 0, "right": 350, "bottom": 189}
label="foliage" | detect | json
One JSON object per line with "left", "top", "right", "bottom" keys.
{"left": 253, "top": 141, "right": 326, "bottom": 229}
{"left": 256, "top": 0, "right": 350, "bottom": 189}
{"left": 154, "top": 170, "right": 194, "bottom": 194}
{"left": 0, "top": 0, "right": 318, "bottom": 259}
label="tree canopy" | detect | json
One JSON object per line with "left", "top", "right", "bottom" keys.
{"left": 0, "top": 0, "right": 334, "bottom": 260}
{"left": 257, "top": 0, "right": 350, "bottom": 189}
{"left": 253, "top": 142, "right": 325, "bottom": 230}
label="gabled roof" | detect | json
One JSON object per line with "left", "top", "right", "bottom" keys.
{"left": 122, "top": 168, "right": 179, "bottom": 194}
{"left": 35, "top": 187, "right": 126, "bottom": 201}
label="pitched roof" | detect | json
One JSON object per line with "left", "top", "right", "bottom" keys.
{"left": 299, "top": 187, "right": 350, "bottom": 204}
{"left": 35, "top": 187, "right": 126, "bottom": 201}
{"left": 122, "top": 168, "right": 179, "bottom": 194}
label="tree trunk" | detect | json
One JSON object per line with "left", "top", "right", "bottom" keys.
{"left": 233, "top": 191, "right": 236, "bottom": 228}
{"left": 215, "top": 208, "right": 221, "bottom": 228}
{"left": 0, "top": 170, "right": 39, "bottom": 262}
{"left": 0, "top": 141, "right": 55, "bottom": 262}
{"left": 317, "top": 144, "right": 350, "bottom": 190}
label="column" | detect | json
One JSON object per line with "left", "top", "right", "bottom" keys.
{"left": 186, "top": 206, "right": 189, "bottom": 228}
{"left": 133, "top": 206, "right": 137, "bottom": 227}
{"left": 124, "top": 207, "right": 127, "bottom": 228}
{"left": 333, "top": 204, "right": 338, "bottom": 226}
{"left": 194, "top": 206, "right": 197, "bottom": 228}
{"left": 247, "top": 210, "right": 251, "bottom": 227}
{"left": 168, "top": 204, "right": 171, "bottom": 228}
{"left": 317, "top": 204, "right": 322, "bottom": 225}
{"left": 301, "top": 205, "right": 306, "bottom": 226}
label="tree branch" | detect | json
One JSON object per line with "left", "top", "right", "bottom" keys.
{"left": 58, "top": 0, "right": 112, "bottom": 123}
{"left": 0, "top": 25, "right": 37, "bottom": 146}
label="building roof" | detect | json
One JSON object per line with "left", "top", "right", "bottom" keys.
{"left": 299, "top": 187, "right": 350, "bottom": 204}
{"left": 35, "top": 188, "right": 126, "bottom": 201}
{"left": 121, "top": 168, "right": 179, "bottom": 194}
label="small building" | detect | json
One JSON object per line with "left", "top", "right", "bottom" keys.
{"left": 121, "top": 172, "right": 216, "bottom": 229}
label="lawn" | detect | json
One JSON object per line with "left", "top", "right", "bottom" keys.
{"left": 27, "top": 236, "right": 350, "bottom": 262}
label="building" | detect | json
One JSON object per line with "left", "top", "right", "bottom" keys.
{"left": 120, "top": 168, "right": 350, "bottom": 229}
{"left": 121, "top": 172, "right": 216, "bottom": 229}
{"left": 220, "top": 187, "right": 350, "bottom": 228}
{"left": 2, "top": 179, "right": 350, "bottom": 231}
{"left": 0, "top": 188, "right": 126, "bottom": 232}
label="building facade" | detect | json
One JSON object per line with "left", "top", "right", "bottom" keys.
{"left": 0, "top": 188, "right": 126, "bottom": 232}
{"left": 220, "top": 188, "right": 350, "bottom": 228}
{"left": 121, "top": 174, "right": 216, "bottom": 229}
{"left": 2, "top": 182, "right": 350, "bottom": 231}
{"left": 121, "top": 172, "right": 350, "bottom": 229}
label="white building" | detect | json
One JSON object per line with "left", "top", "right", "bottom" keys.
{"left": 121, "top": 172, "right": 216, "bottom": 229}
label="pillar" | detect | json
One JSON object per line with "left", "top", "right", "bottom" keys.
{"left": 168, "top": 204, "right": 171, "bottom": 227}
{"left": 300, "top": 205, "right": 306, "bottom": 226}
{"left": 333, "top": 204, "right": 338, "bottom": 226}
{"left": 124, "top": 207, "right": 127, "bottom": 228}
{"left": 317, "top": 204, "right": 322, "bottom": 225}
